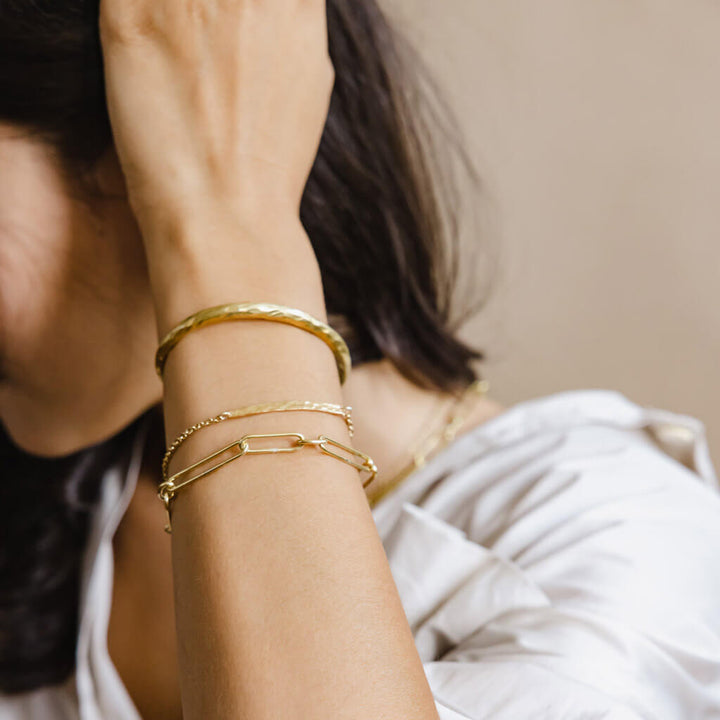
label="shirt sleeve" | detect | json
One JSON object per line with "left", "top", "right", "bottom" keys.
{"left": 383, "top": 435, "right": 720, "bottom": 720}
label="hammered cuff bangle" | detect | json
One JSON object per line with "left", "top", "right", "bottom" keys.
{"left": 154, "top": 302, "right": 352, "bottom": 384}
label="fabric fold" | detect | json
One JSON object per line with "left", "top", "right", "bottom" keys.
{"left": 382, "top": 501, "right": 551, "bottom": 662}
{"left": 3, "top": 389, "right": 720, "bottom": 719}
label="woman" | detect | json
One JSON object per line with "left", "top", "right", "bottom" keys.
{"left": 1, "top": 1, "right": 719, "bottom": 718}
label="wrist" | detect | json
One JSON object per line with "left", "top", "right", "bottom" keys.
{"left": 139, "top": 209, "right": 326, "bottom": 339}
{"left": 139, "top": 204, "right": 312, "bottom": 267}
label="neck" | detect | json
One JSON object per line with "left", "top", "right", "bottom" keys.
{"left": 338, "top": 359, "right": 504, "bottom": 506}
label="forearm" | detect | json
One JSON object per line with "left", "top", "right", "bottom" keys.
{"left": 148, "top": 213, "right": 440, "bottom": 719}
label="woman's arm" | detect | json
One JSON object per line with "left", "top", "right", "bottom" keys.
{"left": 98, "top": 1, "right": 441, "bottom": 717}
{"left": 151, "top": 211, "right": 441, "bottom": 719}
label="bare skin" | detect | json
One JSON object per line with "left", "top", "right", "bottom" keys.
{"left": 0, "top": 126, "right": 506, "bottom": 718}
{"left": 0, "top": 124, "right": 504, "bottom": 481}
{"left": 107, "top": 376, "right": 505, "bottom": 720}
{"left": 0, "top": 1, "right": 508, "bottom": 716}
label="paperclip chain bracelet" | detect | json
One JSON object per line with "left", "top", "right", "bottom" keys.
{"left": 161, "top": 401, "right": 354, "bottom": 482}
{"left": 157, "top": 432, "right": 378, "bottom": 534}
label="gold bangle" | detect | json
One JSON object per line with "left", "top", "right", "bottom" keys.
{"left": 155, "top": 302, "right": 352, "bottom": 384}
{"left": 157, "top": 432, "right": 378, "bottom": 534}
{"left": 161, "top": 400, "right": 355, "bottom": 482}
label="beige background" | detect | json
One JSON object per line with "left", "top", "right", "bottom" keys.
{"left": 385, "top": 0, "right": 720, "bottom": 466}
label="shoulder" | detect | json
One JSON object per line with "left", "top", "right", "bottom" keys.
{"left": 378, "top": 388, "right": 720, "bottom": 540}
{"left": 375, "top": 389, "right": 720, "bottom": 719}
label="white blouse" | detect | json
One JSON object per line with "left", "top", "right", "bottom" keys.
{"left": 2, "top": 389, "right": 720, "bottom": 719}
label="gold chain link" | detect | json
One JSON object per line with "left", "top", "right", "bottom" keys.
{"left": 157, "top": 432, "right": 377, "bottom": 534}
{"left": 161, "top": 401, "right": 354, "bottom": 482}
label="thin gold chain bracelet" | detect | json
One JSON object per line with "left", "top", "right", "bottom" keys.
{"left": 157, "top": 432, "right": 377, "bottom": 534}
{"left": 161, "top": 401, "right": 354, "bottom": 482}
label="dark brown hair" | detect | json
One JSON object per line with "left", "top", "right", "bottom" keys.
{"left": 0, "top": 0, "right": 492, "bottom": 693}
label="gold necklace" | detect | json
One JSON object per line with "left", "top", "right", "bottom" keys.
{"left": 367, "top": 378, "right": 490, "bottom": 509}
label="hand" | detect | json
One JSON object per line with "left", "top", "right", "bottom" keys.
{"left": 98, "top": 0, "right": 335, "bottom": 242}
